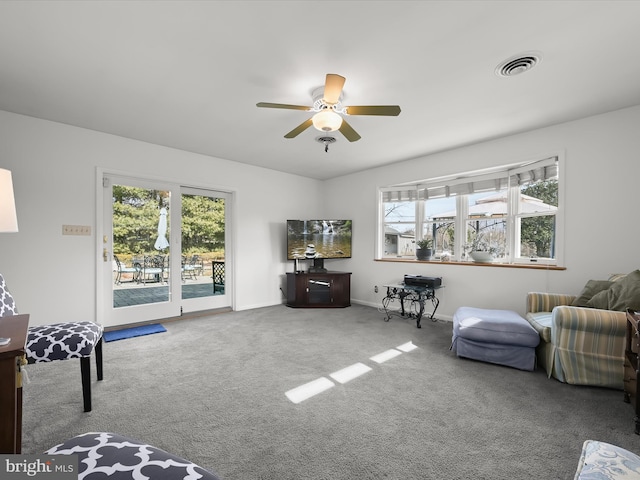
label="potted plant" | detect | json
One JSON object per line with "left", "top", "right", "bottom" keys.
{"left": 415, "top": 238, "right": 433, "bottom": 261}
{"left": 464, "top": 233, "right": 500, "bottom": 263}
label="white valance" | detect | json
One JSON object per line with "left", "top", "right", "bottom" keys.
{"left": 381, "top": 156, "right": 557, "bottom": 202}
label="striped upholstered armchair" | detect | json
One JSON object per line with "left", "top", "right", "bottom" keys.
{"left": 524, "top": 272, "right": 640, "bottom": 389}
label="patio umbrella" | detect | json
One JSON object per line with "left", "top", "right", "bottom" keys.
{"left": 154, "top": 207, "right": 170, "bottom": 251}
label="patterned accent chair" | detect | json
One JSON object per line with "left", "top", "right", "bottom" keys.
{"left": 47, "top": 432, "right": 221, "bottom": 480}
{"left": 0, "top": 273, "right": 104, "bottom": 411}
{"left": 525, "top": 273, "right": 636, "bottom": 389}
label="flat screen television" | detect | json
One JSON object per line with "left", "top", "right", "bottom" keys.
{"left": 287, "top": 220, "right": 352, "bottom": 262}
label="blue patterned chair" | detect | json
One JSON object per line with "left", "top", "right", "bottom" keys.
{"left": 574, "top": 440, "right": 640, "bottom": 479}
{"left": 0, "top": 273, "right": 104, "bottom": 411}
{"left": 524, "top": 271, "right": 640, "bottom": 389}
{"left": 46, "top": 432, "right": 221, "bottom": 480}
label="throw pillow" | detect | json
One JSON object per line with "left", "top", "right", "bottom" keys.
{"left": 572, "top": 280, "right": 613, "bottom": 307}
{"left": 609, "top": 273, "right": 627, "bottom": 282}
{"left": 587, "top": 269, "right": 640, "bottom": 311}
{"left": 587, "top": 289, "right": 609, "bottom": 309}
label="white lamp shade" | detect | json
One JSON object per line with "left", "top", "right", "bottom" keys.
{"left": 0, "top": 168, "right": 18, "bottom": 232}
{"left": 312, "top": 110, "right": 343, "bottom": 132}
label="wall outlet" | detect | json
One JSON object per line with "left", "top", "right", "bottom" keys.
{"left": 374, "top": 285, "right": 378, "bottom": 293}
{"left": 62, "top": 225, "right": 91, "bottom": 236}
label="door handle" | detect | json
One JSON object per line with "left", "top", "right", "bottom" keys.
{"left": 103, "top": 248, "right": 109, "bottom": 262}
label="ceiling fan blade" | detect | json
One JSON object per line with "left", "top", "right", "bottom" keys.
{"left": 345, "top": 105, "right": 401, "bottom": 116}
{"left": 284, "top": 118, "right": 313, "bottom": 139}
{"left": 323, "top": 74, "right": 346, "bottom": 105}
{"left": 338, "top": 118, "right": 361, "bottom": 142}
{"left": 256, "top": 102, "right": 311, "bottom": 111}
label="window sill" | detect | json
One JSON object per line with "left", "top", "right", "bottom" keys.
{"left": 375, "top": 258, "right": 566, "bottom": 270}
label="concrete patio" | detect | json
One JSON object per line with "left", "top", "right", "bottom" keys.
{"left": 113, "top": 277, "right": 224, "bottom": 308}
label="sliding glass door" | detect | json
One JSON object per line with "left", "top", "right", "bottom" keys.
{"left": 99, "top": 173, "right": 231, "bottom": 327}
{"left": 180, "top": 186, "right": 230, "bottom": 314}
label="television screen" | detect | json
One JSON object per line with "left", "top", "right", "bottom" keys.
{"left": 287, "top": 220, "right": 352, "bottom": 260}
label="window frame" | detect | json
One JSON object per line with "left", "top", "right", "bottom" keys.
{"left": 377, "top": 154, "right": 564, "bottom": 267}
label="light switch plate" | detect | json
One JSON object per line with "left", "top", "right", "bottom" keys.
{"left": 62, "top": 225, "right": 91, "bottom": 236}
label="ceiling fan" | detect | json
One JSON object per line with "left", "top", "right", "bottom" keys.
{"left": 256, "top": 73, "right": 401, "bottom": 142}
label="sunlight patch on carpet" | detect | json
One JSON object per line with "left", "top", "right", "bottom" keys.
{"left": 285, "top": 377, "right": 335, "bottom": 404}
{"left": 329, "top": 363, "right": 372, "bottom": 384}
{"left": 397, "top": 341, "right": 418, "bottom": 352}
{"left": 370, "top": 349, "right": 402, "bottom": 364}
{"left": 287, "top": 341, "right": 419, "bottom": 403}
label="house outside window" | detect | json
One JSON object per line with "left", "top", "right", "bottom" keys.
{"left": 378, "top": 156, "right": 561, "bottom": 266}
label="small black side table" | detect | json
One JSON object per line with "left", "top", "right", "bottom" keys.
{"left": 382, "top": 283, "right": 442, "bottom": 328}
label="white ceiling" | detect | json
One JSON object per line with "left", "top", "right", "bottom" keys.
{"left": 1, "top": 1, "right": 639, "bottom": 180}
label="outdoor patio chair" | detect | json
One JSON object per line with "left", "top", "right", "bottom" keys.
{"left": 0, "top": 273, "right": 104, "bottom": 412}
{"left": 212, "top": 261, "right": 225, "bottom": 293}
{"left": 138, "top": 255, "right": 165, "bottom": 284}
{"left": 182, "top": 254, "right": 203, "bottom": 281}
{"left": 113, "top": 254, "right": 139, "bottom": 284}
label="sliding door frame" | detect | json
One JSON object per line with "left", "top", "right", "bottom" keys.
{"left": 96, "top": 167, "right": 236, "bottom": 326}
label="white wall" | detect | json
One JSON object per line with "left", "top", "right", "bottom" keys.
{"left": 0, "top": 111, "right": 321, "bottom": 326}
{"left": 323, "top": 105, "right": 640, "bottom": 319}
{"left": 3, "top": 105, "right": 639, "bottom": 326}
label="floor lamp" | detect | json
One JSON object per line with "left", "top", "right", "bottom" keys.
{"left": 0, "top": 168, "right": 18, "bottom": 233}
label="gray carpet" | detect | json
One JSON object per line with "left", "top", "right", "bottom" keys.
{"left": 21, "top": 304, "right": 640, "bottom": 479}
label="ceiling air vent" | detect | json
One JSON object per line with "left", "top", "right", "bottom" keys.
{"left": 495, "top": 52, "right": 542, "bottom": 77}
{"left": 316, "top": 136, "right": 337, "bottom": 153}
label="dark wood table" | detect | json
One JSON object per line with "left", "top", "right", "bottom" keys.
{"left": 624, "top": 309, "right": 640, "bottom": 434}
{"left": 0, "top": 314, "right": 29, "bottom": 453}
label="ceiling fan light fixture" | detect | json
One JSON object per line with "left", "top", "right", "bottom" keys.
{"left": 312, "top": 110, "right": 343, "bottom": 132}
{"left": 257, "top": 72, "right": 400, "bottom": 141}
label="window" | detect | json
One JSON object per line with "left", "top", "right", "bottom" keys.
{"left": 379, "top": 156, "right": 560, "bottom": 266}
{"left": 422, "top": 196, "right": 456, "bottom": 258}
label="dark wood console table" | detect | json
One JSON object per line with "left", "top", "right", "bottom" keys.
{"left": 0, "top": 313, "right": 29, "bottom": 453}
{"left": 624, "top": 308, "right": 640, "bottom": 434}
{"left": 286, "top": 271, "right": 351, "bottom": 308}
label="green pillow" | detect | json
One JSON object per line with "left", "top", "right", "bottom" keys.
{"left": 609, "top": 273, "right": 627, "bottom": 282}
{"left": 587, "top": 288, "right": 610, "bottom": 309}
{"left": 587, "top": 269, "right": 640, "bottom": 311}
{"left": 572, "top": 280, "right": 613, "bottom": 307}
